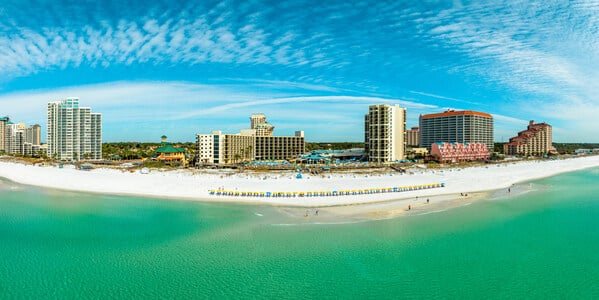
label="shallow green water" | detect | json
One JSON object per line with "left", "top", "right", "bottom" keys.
{"left": 1, "top": 168, "right": 599, "bottom": 299}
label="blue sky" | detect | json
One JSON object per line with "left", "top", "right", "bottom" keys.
{"left": 1, "top": 0, "right": 598, "bottom": 142}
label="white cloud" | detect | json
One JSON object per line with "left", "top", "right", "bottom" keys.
{"left": 0, "top": 81, "right": 437, "bottom": 141}
{"left": 172, "top": 95, "right": 437, "bottom": 120}
{"left": 491, "top": 114, "right": 529, "bottom": 126}
{"left": 0, "top": 13, "right": 316, "bottom": 79}
{"left": 412, "top": 1, "right": 599, "bottom": 141}
{"left": 2, "top": 1, "right": 598, "bottom": 141}
{"left": 409, "top": 90, "right": 481, "bottom": 106}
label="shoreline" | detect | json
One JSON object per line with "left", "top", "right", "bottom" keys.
{"left": 1, "top": 156, "right": 599, "bottom": 210}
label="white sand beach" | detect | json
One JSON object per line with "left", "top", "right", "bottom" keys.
{"left": 1, "top": 156, "right": 599, "bottom": 207}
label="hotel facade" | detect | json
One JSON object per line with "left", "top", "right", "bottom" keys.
{"left": 250, "top": 113, "right": 274, "bottom": 136}
{"left": 47, "top": 97, "right": 102, "bottom": 161}
{"left": 196, "top": 114, "right": 304, "bottom": 165}
{"left": 419, "top": 110, "right": 494, "bottom": 152}
{"left": 364, "top": 104, "right": 406, "bottom": 163}
{"left": 0, "top": 116, "right": 8, "bottom": 152}
{"left": 430, "top": 142, "right": 490, "bottom": 163}
{"left": 1, "top": 116, "right": 42, "bottom": 156}
{"left": 504, "top": 120, "right": 554, "bottom": 156}
{"left": 406, "top": 126, "right": 420, "bottom": 147}
{"left": 254, "top": 133, "right": 305, "bottom": 161}
{"left": 4, "top": 122, "right": 25, "bottom": 154}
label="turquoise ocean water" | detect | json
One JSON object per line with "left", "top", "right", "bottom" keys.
{"left": 1, "top": 168, "right": 599, "bottom": 299}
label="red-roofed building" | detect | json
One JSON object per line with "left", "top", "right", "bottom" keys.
{"left": 430, "top": 142, "right": 490, "bottom": 163}
{"left": 419, "top": 110, "right": 494, "bottom": 152}
{"left": 504, "top": 120, "right": 556, "bottom": 156}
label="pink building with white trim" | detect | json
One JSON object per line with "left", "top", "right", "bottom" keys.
{"left": 430, "top": 142, "right": 489, "bottom": 163}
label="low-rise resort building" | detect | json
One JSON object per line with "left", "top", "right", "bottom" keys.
{"left": 153, "top": 135, "right": 187, "bottom": 165}
{"left": 430, "top": 142, "right": 490, "bottom": 163}
{"left": 197, "top": 114, "right": 305, "bottom": 165}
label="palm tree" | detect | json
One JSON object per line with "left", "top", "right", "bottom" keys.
{"left": 246, "top": 145, "right": 253, "bottom": 161}
{"left": 240, "top": 148, "right": 246, "bottom": 162}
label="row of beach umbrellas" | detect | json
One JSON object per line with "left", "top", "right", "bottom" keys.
{"left": 209, "top": 183, "right": 445, "bottom": 197}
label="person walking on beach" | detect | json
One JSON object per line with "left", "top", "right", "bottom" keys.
{"left": 427, "top": 198, "right": 429, "bottom": 204}
{"left": 408, "top": 205, "right": 411, "bottom": 210}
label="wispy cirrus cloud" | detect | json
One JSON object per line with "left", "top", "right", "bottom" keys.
{"left": 1, "top": 1, "right": 599, "bottom": 142}
{"left": 408, "top": 1, "right": 599, "bottom": 141}
{"left": 0, "top": 1, "right": 432, "bottom": 88}
{"left": 0, "top": 18, "right": 299, "bottom": 78}
{"left": 409, "top": 90, "right": 481, "bottom": 106}
{"left": 0, "top": 81, "right": 437, "bottom": 142}
{"left": 1, "top": 1, "right": 368, "bottom": 80}
{"left": 172, "top": 95, "right": 437, "bottom": 120}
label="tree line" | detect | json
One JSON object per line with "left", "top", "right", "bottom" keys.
{"left": 101, "top": 141, "right": 599, "bottom": 161}
{"left": 102, "top": 142, "right": 196, "bottom": 160}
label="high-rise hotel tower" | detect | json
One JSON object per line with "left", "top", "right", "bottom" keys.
{"left": 47, "top": 97, "right": 102, "bottom": 161}
{"left": 419, "top": 110, "right": 494, "bottom": 151}
{"left": 364, "top": 104, "right": 406, "bottom": 163}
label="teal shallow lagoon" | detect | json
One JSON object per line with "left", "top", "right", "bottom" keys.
{"left": 1, "top": 168, "right": 599, "bottom": 298}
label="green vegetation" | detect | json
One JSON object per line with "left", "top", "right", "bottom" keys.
{"left": 102, "top": 141, "right": 365, "bottom": 164}
{"left": 102, "top": 142, "right": 196, "bottom": 160}
{"left": 493, "top": 142, "right": 505, "bottom": 153}
{"left": 494, "top": 142, "right": 599, "bottom": 154}
{"left": 101, "top": 141, "right": 599, "bottom": 162}
{"left": 553, "top": 143, "right": 599, "bottom": 154}
{"left": 305, "top": 142, "right": 364, "bottom": 152}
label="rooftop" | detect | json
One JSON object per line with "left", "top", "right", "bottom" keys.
{"left": 421, "top": 110, "right": 492, "bottom": 119}
{"left": 155, "top": 143, "right": 186, "bottom": 153}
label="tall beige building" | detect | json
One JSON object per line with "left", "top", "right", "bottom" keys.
{"left": 406, "top": 126, "right": 419, "bottom": 147}
{"left": 1, "top": 115, "right": 41, "bottom": 156}
{"left": 5, "top": 123, "right": 25, "bottom": 154}
{"left": 250, "top": 113, "right": 274, "bottom": 136}
{"left": 22, "top": 124, "right": 42, "bottom": 156}
{"left": 504, "top": 120, "right": 554, "bottom": 156}
{"left": 364, "top": 104, "right": 406, "bottom": 163}
{"left": 25, "top": 124, "right": 41, "bottom": 145}
{"left": 0, "top": 116, "right": 9, "bottom": 152}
